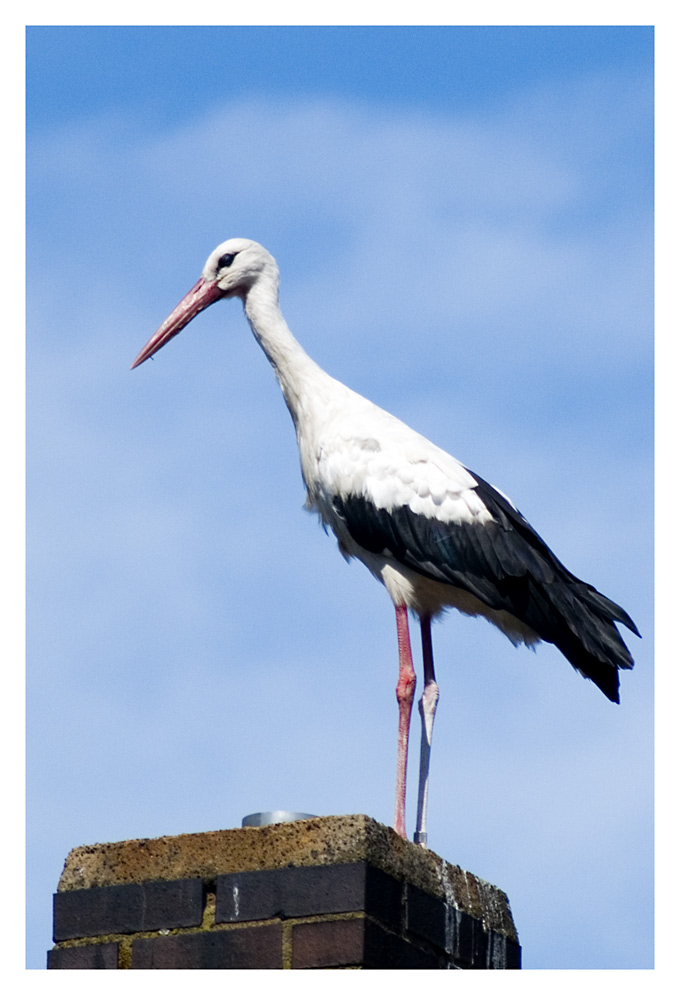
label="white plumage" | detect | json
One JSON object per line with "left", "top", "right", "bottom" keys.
{"left": 132, "top": 237, "right": 638, "bottom": 845}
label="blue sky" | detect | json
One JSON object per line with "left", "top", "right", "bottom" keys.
{"left": 26, "top": 25, "right": 653, "bottom": 971}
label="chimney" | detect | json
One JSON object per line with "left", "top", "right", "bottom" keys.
{"left": 47, "top": 814, "right": 521, "bottom": 969}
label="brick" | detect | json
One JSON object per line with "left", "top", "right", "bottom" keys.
{"left": 47, "top": 942, "right": 119, "bottom": 969}
{"left": 292, "top": 918, "right": 439, "bottom": 970}
{"left": 485, "top": 931, "right": 522, "bottom": 969}
{"left": 292, "top": 918, "right": 365, "bottom": 968}
{"left": 215, "top": 866, "right": 295, "bottom": 922}
{"left": 364, "top": 919, "right": 440, "bottom": 969}
{"left": 449, "top": 907, "right": 487, "bottom": 967}
{"left": 405, "top": 883, "right": 448, "bottom": 951}
{"left": 131, "top": 923, "right": 282, "bottom": 969}
{"left": 215, "top": 862, "right": 401, "bottom": 930}
{"left": 364, "top": 865, "right": 403, "bottom": 930}
{"left": 506, "top": 938, "right": 522, "bottom": 969}
{"left": 53, "top": 878, "right": 205, "bottom": 941}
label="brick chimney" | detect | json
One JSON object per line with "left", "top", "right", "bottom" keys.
{"left": 47, "top": 814, "right": 521, "bottom": 969}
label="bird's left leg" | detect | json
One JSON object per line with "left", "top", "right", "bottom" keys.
{"left": 393, "top": 603, "right": 416, "bottom": 840}
{"left": 413, "top": 615, "right": 439, "bottom": 847}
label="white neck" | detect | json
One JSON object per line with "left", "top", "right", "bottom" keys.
{"left": 242, "top": 273, "right": 333, "bottom": 428}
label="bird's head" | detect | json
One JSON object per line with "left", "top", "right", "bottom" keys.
{"left": 131, "top": 238, "right": 277, "bottom": 369}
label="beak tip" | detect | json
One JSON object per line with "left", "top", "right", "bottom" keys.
{"left": 132, "top": 275, "right": 222, "bottom": 373}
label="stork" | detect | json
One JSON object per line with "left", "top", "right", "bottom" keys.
{"left": 132, "top": 238, "right": 638, "bottom": 846}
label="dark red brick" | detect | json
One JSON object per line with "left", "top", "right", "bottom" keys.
{"left": 215, "top": 862, "right": 401, "bottom": 930}
{"left": 292, "top": 917, "right": 439, "bottom": 969}
{"left": 47, "top": 942, "right": 119, "bottom": 969}
{"left": 292, "top": 918, "right": 365, "bottom": 968}
{"left": 131, "top": 924, "right": 283, "bottom": 969}
{"left": 405, "top": 883, "right": 448, "bottom": 950}
{"left": 53, "top": 878, "right": 205, "bottom": 940}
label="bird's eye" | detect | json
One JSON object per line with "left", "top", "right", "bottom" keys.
{"left": 217, "top": 252, "right": 236, "bottom": 269}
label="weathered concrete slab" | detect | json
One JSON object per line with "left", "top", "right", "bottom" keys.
{"left": 58, "top": 814, "right": 517, "bottom": 942}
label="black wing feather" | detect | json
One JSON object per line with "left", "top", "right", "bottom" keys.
{"left": 332, "top": 470, "right": 638, "bottom": 703}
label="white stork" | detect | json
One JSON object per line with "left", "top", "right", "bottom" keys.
{"left": 132, "top": 238, "right": 638, "bottom": 846}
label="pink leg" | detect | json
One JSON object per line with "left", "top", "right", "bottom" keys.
{"left": 393, "top": 604, "right": 416, "bottom": 839}
{"left": 414, "top": 615, "right": 439, "bottom": 847}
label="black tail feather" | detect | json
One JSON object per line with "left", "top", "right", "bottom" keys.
{"left": 534, "top": 576, "right": 637, "bottom": 702}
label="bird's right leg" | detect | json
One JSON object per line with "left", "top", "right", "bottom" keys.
{"left": 394, "top": 603, "right": 416, "bottom": 839}
{"left": 413, "top": 615, "right": 439, "bottom": 847}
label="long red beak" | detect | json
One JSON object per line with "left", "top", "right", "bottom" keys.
{"left": 131, "top": 277, "right": 226, "bottom": 369}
